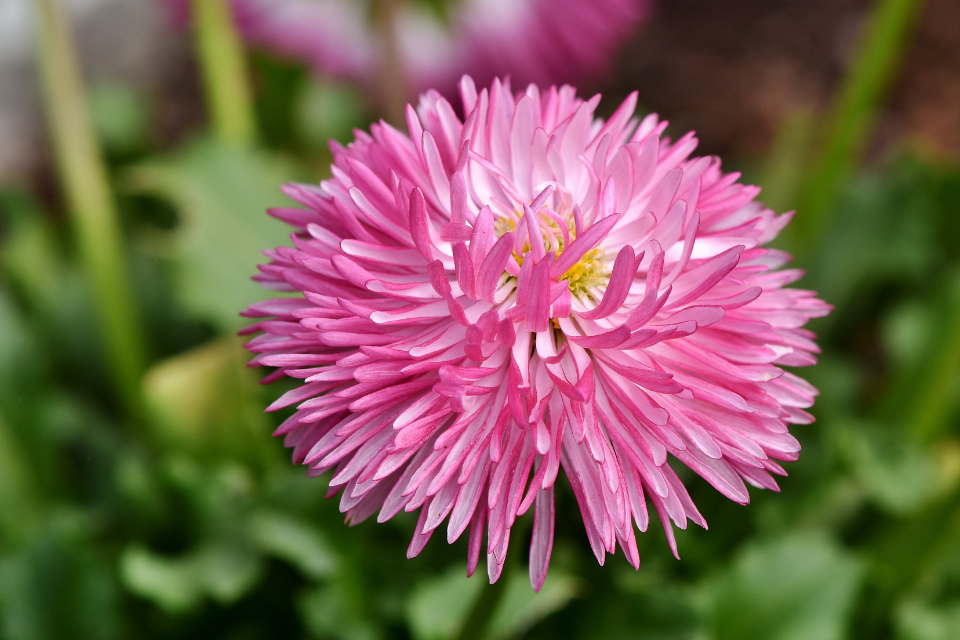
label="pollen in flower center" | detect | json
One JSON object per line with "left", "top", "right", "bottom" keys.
{"left": 494, "top": 206, "right": 611, "bottom": 300}
{"left": 562, "top": 247, "right": 609, "bottom": 298}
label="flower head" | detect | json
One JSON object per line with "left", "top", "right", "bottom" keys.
{"left": 243, "top": 77, "right": 830, "bottom": 589}
{"left": 165, "top": 0, "right": 650, "bottom": 94}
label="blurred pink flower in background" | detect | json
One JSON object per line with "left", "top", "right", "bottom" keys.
{"left": 165, "top": 0, "right": 651, "bottom": 95}
{"left": 242, "top": 76, "right": 830, "bottom": 589}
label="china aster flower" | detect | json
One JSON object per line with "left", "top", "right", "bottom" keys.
{"left": 164, "top": 0, "right": 650, "bottom": 95}
{"left": 242, "top": 76, "right": 830, "bottom": 590}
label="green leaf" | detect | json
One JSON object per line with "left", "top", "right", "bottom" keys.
{"left": 405, "top": 565, "right": 578, "bottom": 640}
{"left": 0, "top": 291, "right": 45, "bottom": 545}
{"left": 0, "top": 520, "right": 121, "bottom": 640}
{"left": 87, "top": 83, "right": 147, "bottom": 156}
{"left": 608, "top": 564, "right": 704, "bottom": 640}
{"left": 119, "top": 542, "right": 264, "bottom": 614}
{"left": 122, "top": 138, "right": 305, "bottom": 331}
{"left": 295, "top": 78, "right": 366, "bottom": 149}
{"left": 298, "top": 583, "right": 382, "bottom": 640}
{"left": 896, "top": 599, "right": 960, "bottom": 640}
{"left": 808, "top": 168, "right": 935, "bottom": 321}
{"left": 0, "top": 288, "right": 42, "bottom": 393}
{"left": 249, "top": 509, "right": 338, "bottom": 580}
{"left": 882, "top": 300, "right": 933, "bottom": 373}
{"left": 890, "top": 271, "right": 960, "bottom": 442}
{"left": 485, "top": 569, "right": 579, "bottom": 640}
{"left": 406, "top": 566, "right": 485, "bottom": 640}
{"left": 0, "top": 192, "right": 64, "bottom": 313}
{"left": 0, "top": 411, "right": 41, "bottom": 545}
{"left": 0, "top": 553, "right": 48, "bottom": 640}
{"left": 705, "top": 532, "right": 864, "bottom": 640}
{"left": 0, "top": 199, "right": 113, "bottom": 398}
{"left": 835, "top": 420, "right": 940, "bottom": 514}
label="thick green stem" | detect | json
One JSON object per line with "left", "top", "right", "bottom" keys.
{"left": 758, "top": 110, "right": 815, "bottom": 216}
{"left": 796, "top": 0, "right": 926, "bottom": 244}
{"left": 192, "top": 0, "right": 257, "bottom": 145}
{"left": 376, "top": 0, "right": 411, "bottom": 127}
{"left": 34, "top": 0, "right": 146, "bottom": 418}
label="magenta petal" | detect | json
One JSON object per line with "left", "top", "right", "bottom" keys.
{"left": 524, "top": 204, "right": 547, "bottom": 264}
{"left": 409, "top": 188, "right": 434, "bottom": 261}
{"left": 529, "top": 486, "right": 555, "bottom": 592}
{"left": 452, "top": 242, "right": 476, "bottom": 299}
{"left": 568, "top": 326, "right": 631, "bottom": 349}
{"left": 469, "top": 206, "right": 496, "bottom": 264}
{"left": 441, "top": 222, "right": 473, "bottom": 242}
{"left": 450, "top": 171, "right": 468, "bottom": 224}
{"left": 525, "top": 260, "right": 552, "bottom": 332}
{"left": 550, "top": 213, "right": 622, "bottom": 278}
{"left": 578, "top": 244, "right": 636, "bottom": 320}
{"left": 478, "top": 233, "right": 514, "bottom": 302}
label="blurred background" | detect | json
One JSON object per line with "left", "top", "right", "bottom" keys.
{"left": 1, "top": 0, "right": 960, "bottom": 638}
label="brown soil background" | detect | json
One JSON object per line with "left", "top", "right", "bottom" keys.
{"left": 606, "top": 0, "right": 960, "bottom": 160}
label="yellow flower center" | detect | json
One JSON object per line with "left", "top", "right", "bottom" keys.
{"left": 494, "top": 210, "right": 609, "bottom": 300}
{"left": 561, "top": 247, "right": 608, "bottom": 298}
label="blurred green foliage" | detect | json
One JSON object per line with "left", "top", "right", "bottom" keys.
{"left": 121, "top": 139, "right": 303, "bottom": 332}
{"left": 3, "top": 0, "right": 960, "bottom": 638}
{"left": 88, "top": 82, "right": 149, "bottom": 159}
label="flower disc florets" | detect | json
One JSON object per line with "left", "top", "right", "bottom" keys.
{"left": 243, "top": 76, "right": 830, "bottom": 590}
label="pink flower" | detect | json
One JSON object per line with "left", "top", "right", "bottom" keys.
{"left": 243, "top": 77, "right": 830, "bottom": 590}
{"left": 164, "top": 0, "right": 650, "bottom": 94}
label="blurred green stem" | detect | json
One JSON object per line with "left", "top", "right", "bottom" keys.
{"left": 34, "top": 0, "right": 146, "bottom": 418}
{"left": 192, "top": 0, "right": 257, "bottom": 145}
{"left": 796, "top": 0, "right": 926, "bottom": 244}
{"left": 758, "top": 110, "right": 815, "bottom": 216}
{"left": 375, "top": 0, "right": 410, "bottom": 126}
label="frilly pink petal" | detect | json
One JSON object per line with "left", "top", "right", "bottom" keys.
{"left": 244, "top": 76, "right": 830, "bottom": 589}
